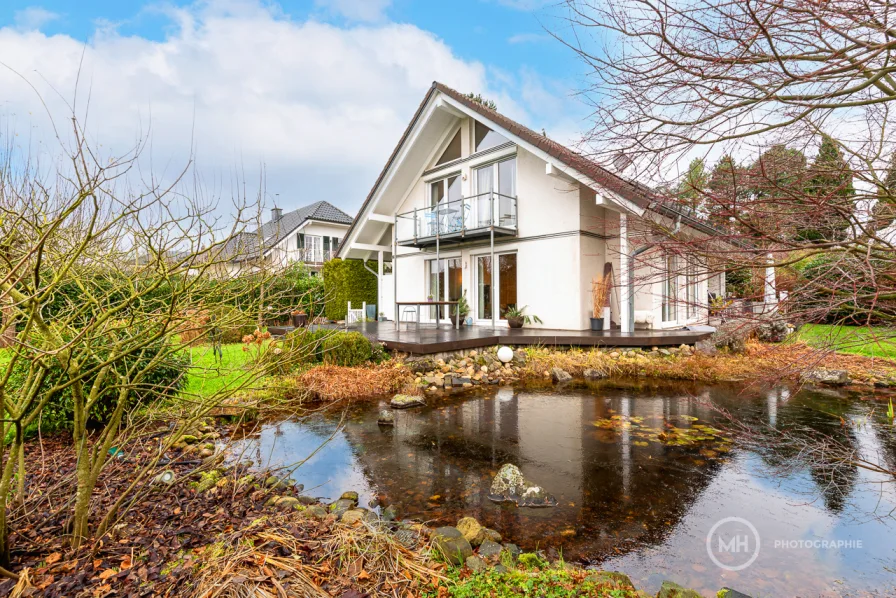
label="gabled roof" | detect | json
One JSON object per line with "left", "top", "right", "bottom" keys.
{"left": 223, "top": 200, "right": 353, "bottom": 262}
{"left": 339, "top": 82, "right": 724, "bottom": 255}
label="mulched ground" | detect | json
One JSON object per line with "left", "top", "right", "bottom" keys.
{"left": 2, "top": 422, "right": 439, "bottom": 598}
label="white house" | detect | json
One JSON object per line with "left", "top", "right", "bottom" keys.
{"left": 220, "top": 201, "right": 353, "bottom": 276}
{"left": 338, "top": 83, "right": 726, "bottom": 332}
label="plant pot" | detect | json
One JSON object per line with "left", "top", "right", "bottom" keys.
{"left": 292, "top": 313, "right": 308, "bottom": 327}
{"left": 507, "top": 317, "right": 524, "bottom": 329}
{"left": 450, "top": 314, "right": 467, "bottom": 327}
{"left": 590, "top": 317, "right": 604, "bottom": 331}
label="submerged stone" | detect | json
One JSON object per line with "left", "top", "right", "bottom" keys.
{"left": 382, "top": 504, "right": 401, "bottom": 521}
{"left": 717, "top": 589, "right": 752, "bottom": 598}
{"left": 488, "top": 464, "right": 557, "bottom": 508}
{"left": 391, "top": 394, "right": 426, "bottom": 409}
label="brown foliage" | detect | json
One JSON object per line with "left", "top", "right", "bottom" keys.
{"left": 299, "top": 364, "right": 411, "bottom": 402}
{"left": 523, "top": 343, "right": 896, "bottom": 386}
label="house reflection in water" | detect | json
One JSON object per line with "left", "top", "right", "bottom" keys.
{"left": 339, "top": 382, "right": 727, "bottom": 560}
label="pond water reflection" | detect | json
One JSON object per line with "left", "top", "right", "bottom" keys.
{"left": 233, "top": 380, "right": 896, "bottom": 596}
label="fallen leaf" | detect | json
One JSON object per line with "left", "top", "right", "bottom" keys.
{"left": 46, "top": 552, "right": 61, "bottom": 565}
{"left": 358, "top": 569, "right": 370, "bottom": 580}
{"left": 98, "top": 568, "right": 117, "bottom": 580}
{"left": 120, "top": 555, "right": 132, "bottom": 570}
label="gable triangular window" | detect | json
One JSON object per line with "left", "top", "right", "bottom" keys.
{"left": 475, "top": 121, "right": 508, "bottom": 152}
{"left": 435, "top": 130, "right": 462, "bottom": 166}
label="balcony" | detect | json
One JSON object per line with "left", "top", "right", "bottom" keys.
{"left": 300, "top": 248, "right": 338, "bottom": 264}
{"left": 395, "top": 192, "right": 517, "bottom": 248}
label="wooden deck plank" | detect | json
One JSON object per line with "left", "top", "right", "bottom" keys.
{"left": 330, "top": 322, "right": 711, "bottom": 355}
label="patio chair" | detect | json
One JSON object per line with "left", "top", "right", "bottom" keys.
{"left": 400, "top": 305, "right": 419, "bottom": 331}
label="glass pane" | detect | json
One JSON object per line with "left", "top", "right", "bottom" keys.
{"left": 447, "top": 258, "right": 463, "bottom": 319}
{"left": 435, "top": 130, "right": 461, "bottom": 166}
{"left": 427, "top": 260, "right": 445, "bottom": 319}
{"left": 475, "top": 121, "right": 509, "bottom": 152}
{"left": 497, "top": 158, "right": 516, "bottom": 227}
{"left": 477, "top": 256, "right": 492, "bottom": 320}
{"left": 498, "top": 254, "right": 517, "bottom": 318}
{"left": 475, "top": 166, "right": 493, "bottom": 227}
{"left": 446, "top": 175, "right": 462, "bottom": 202}
{"left": 430, "top": 180, "right": 445, "bottom": 207}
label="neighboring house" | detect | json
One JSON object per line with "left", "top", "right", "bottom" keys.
{"left": 219, "top": 201, "right": 353, "bottom": 276}
{"left": 338, "top": 82, "right": 726, "bottom": 331}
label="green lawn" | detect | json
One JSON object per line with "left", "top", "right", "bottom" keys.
{"left": 182, "top": 342, "right": 258, "bottom": 398}
{"left": 796, "top": 324, "right": 896, "bottom": 359}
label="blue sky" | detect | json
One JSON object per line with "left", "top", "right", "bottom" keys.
{"left": 0, "top": 1, "right": 591, "bottom": 216}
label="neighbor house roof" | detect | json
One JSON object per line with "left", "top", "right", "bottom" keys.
{"left": 223, "top": 200, "right": 353, "bottom": 262}
{"left": 339, "top": 82, "right": 724, "bottom": 253}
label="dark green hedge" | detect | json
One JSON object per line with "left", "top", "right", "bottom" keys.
{"left": 322, "top": 259, "right": 378, "bottom": 321}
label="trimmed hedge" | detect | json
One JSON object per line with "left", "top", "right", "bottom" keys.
{"left": 322, "top": 259, "right": 378, "bottom": 321}
{"left": 322, "top": 331, "right": 373, "bottom": 366}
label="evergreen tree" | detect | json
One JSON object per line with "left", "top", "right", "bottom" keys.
{"left": 804, "top": 134, "right": 855, "bottom": 241}
{"left": 677, "top": 157, "right": 708, "bottom": 209}
{"left": 706, "top": 154, "right": 743, "bottom": 228}
{"left": 872, "top": 151, "right": 896, "bottom": 228}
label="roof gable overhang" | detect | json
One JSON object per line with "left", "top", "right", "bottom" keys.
{"left": 338, "top": 83, "right": 723, "bottom": 260}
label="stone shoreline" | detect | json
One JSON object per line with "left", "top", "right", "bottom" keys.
{"left": 256, "top": 475, "right": 754, "bottom": 598}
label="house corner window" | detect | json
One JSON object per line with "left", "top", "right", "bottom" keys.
{"left": 662, "top": 254, "right": 678, "bottom": 322}
{"left": 474, "top": 121, "right": 508, "bottom": 153}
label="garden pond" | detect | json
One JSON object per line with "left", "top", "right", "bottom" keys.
{"left": 232, "top": 380, "right": 896, "bottom": 596}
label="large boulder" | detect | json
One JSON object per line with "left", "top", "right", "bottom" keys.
{"left": 657, "top": 580, "right": 701, "bottom": 598}
{"left": 456, "top": 517, "right": 486, "bottom": 546}
{"left": 756, "top": 321, "right": 794, "bottom": 343}
{"left": 801, "top": 369, "right": 851, "bottom": 386}
{"left": 551, "top": 368, "right": 572, "bottom": 384}
{"left": 391, "top": 394, "right": 426, "bottom": 409}
{"left": 583, "top": 571, "right": 636, "bottom": 590}
{"left": 377, "top": 410, "right": 395, "bottom": 425}
{"left": 488, "top": 464, "right": 557, "bottom": 508}
{"left": 431, "top": 527, "right": 473, "bottom": 565}
{"left": 478, "top": 539, "right": 504, "bottom": 563}
{"left": 583, "top": 368, "right": 606, "bottom": 380}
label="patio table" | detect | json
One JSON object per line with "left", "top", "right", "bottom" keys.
{"left": 396, "top": 300, "right": 460, "bottom": 330}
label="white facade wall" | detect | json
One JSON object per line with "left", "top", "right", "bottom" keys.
{"left": 267, "top": 220, "right": 349, "bottom": 270}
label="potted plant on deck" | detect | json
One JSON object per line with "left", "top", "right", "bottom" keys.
{"left": 590, "top": 274, "right": 610, "bottom": 331}
{"left": 504, "top": 305, "right": 543, "bottom": 329}
{"left": 449, "top": 291, "right": 470, "bottom": 327}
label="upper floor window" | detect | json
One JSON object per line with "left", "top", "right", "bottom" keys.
{"left": 430, "top": 174, "right": 462, "bottom": 207}
{"left": 435, "top": 130, "right": 462, "bottom": 166}
{"left": 475, "top": 122, "right": 508, "bottom": 153}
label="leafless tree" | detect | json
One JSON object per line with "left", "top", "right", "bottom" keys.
{"left": 559, "top": 0, "right": 896, "bottom": 339}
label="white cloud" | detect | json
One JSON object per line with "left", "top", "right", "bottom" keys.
{"left": 0, "top": 1, "right": 581, "bottom": 218}
{"left": 507, "top": 32, "right": 548, "bottom": 44}
{"left": 314, "top": 0, "right": 392, "bottom": 22}
{"left": 13, "top": 6, "right": 60, "bottom": 30}
{"left": 493, "top": 0, "right": 555, "bottom": 9}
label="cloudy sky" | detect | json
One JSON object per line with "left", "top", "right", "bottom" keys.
{"left": 0, "top": 0, "right": 589, "bottom": 218}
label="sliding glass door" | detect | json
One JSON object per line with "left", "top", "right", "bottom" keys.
{"left": 426, "top": 258, "right": 462, "bottom": 319}
{"left": 474, "top": 157, "right": 516, "bottom": 229}
{"left": 475, "top": 253, "right": 517, "bottom": 322}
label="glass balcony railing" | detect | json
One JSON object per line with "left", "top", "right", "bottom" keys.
{"left": 395, "top": 192, "right": 517, "bottom": 244}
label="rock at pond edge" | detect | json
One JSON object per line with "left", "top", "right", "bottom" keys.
{"left": 488, "top": 464, "right": 557, "bottom": 508}
{"left": 377, "top": 409, "right": 395, "bottom": 425}
{"left": 391, "top": 394, "right": 426, "bottom": 409}
{"left": 431, "top": 526, "right": 473, "bottom": 566}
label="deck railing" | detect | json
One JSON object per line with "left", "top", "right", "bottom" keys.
{"left": 395, "top": 192, "right": 517, "bottom": 243}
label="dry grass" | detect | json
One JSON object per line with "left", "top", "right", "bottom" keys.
{"left": 523, "top": 341, "right": 896, "bottom": 386}
{"left": 191, "top": 515, "right": 444, "bottom": 598}
{"left": 300, "top": 364, "right": 411, "bottom": 402}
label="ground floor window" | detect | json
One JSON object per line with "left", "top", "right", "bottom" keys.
{"left": 475, "top": 252, "right": 517, "bottom": 321}
{"left": 426, "top": 258, "right": 462, "bottom": 318}
{"left": 662, "top": 254, "right": 678, "bottom": 322}
{"left": 685, "top": 258, "right": 699, "bottom": 319}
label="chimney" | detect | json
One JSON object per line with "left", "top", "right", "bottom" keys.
{"left": 271, "top": 207, "right": 283, "bottom": 223}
